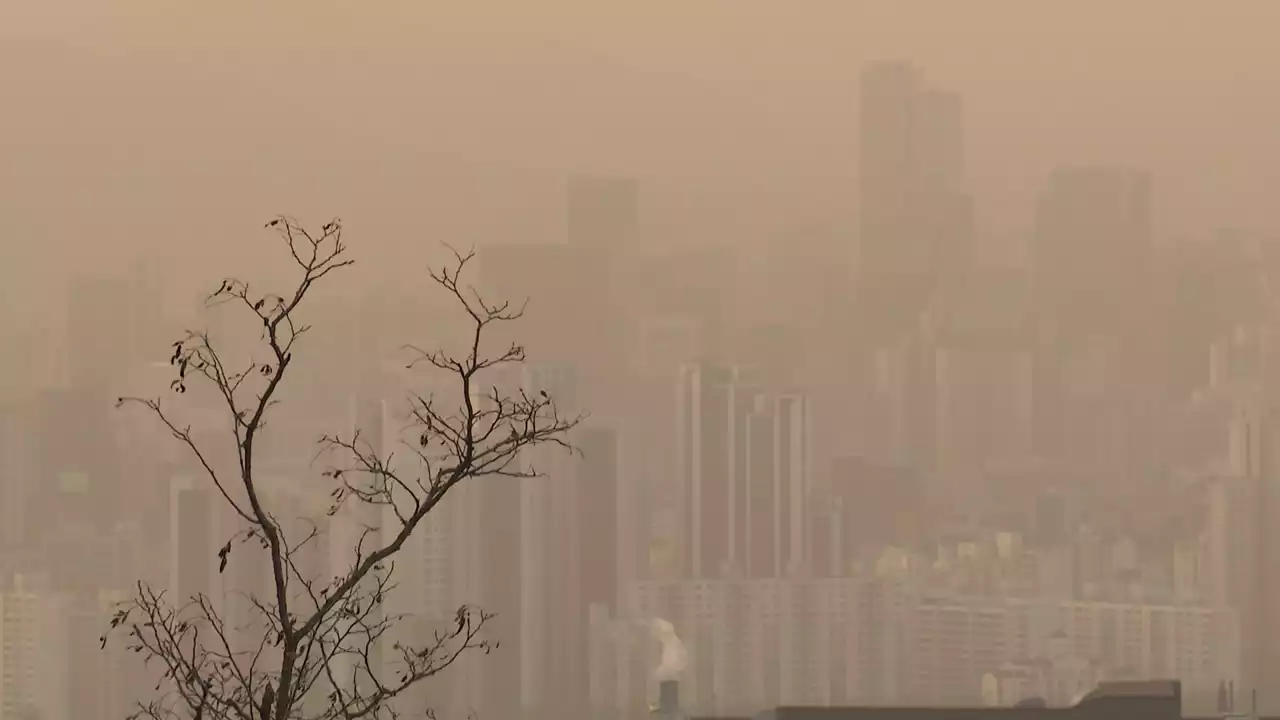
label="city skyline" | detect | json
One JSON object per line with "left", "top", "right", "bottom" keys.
{"left": 4, "top": 8, "right": 1280, "bottom": 718}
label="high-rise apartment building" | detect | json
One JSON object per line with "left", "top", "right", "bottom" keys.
{"left": 1228, "top": 400, "right": 1280, "bottom": 712}
{"left": 743, "top": 394, "right": 811, "bottom": 578}
{"left": 677, "top": 363, "right": 811, "bottom": 579}
{"left": 0, "top": 575, "right": 69, "bottom": 720}
{"left": 677, "top": 363, "right": 753, "bottom": 579}
{"left": 515, "top": 362, "right": 581, "bottom": 715}
{"left": 677, "top": 362, "right": 734, "bottom": 579}
{"left": 600, "top": 577, "right": 1238, "bottom": 714}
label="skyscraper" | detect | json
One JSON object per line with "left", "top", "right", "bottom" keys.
{"left": 1231, "top": 401, "right": 1280, "bottom": 712}
{"left": 516, "top": 362, "right": 581, "bottom": 716}
{"left": 676, "top": 364, "right": 809, "bottom": 579}
{"left": 857, "top": 61, "right": 971, "bottom": 335}
{"left": 743, "top": 392, "right": 812, "bottom": 578}
{"left": 744, "top": 394, "right": 777, "bottom": 578}
{"left": 676, "top": 362, "right": 735, "bottom": 579}
{"left": 772, "top": 393, "right": 811, "bottom": 576}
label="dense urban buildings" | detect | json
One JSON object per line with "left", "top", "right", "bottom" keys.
{"left": 0, "top": 56, "right": 1275, "bottom": 720}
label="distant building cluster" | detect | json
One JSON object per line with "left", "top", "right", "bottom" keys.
{"left": 589, "top": 569, "right": 1236, "bottom": 714}
{"left": 3, "top": 58, "right": 1280, "bottom": 720}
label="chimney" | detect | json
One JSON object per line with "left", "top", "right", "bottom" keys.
{"left": 658, "top": 680, "right": 679, "bottom": 717}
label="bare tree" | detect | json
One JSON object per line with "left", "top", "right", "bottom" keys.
{"left": 106, "top": 216, "right": 578, "bottom": 720}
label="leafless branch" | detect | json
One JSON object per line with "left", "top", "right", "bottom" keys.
{"left": 108, "top": 221, "right": 579, "bottom": 720}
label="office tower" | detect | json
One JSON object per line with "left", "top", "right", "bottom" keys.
{"left": 858, "top": 62, "right": 972, "bottom": 336}
{"left": 567, "top": 175, "right": 639, "bottom": 250}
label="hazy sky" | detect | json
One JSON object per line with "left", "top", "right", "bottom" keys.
{"left": 4, "top": 0, "right": 1280, "bottom": 284}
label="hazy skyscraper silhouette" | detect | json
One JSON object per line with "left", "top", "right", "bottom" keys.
{"left": 857, "top": 61, "right": 972, "bottom": 336}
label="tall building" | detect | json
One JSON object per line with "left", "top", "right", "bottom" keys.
{"left": 474, "top": 388, "right": 524, "bottom": 720}
{"left": 743, "top": 394, "right": 812, "bottom": 578}
{"left": 744, "top": 396, "right": 777, "bottom": 578}
{"left": 857, "top": 61, "right": 972, "bottom": 336}
{"left": 1230, "top": 400, "right": 1280, "bottom": 711}
{"left": 677, "top": 362, "right": 732, "bottom": 579}
{"left": 677, "top": 363, "right": 811, "bottom": 580}
{"left": 772, "top": 394, "right": 812, "bottom": 576}
{"left": 677, "top": 363, "right": 755, "bottom": 579}
{"left": 533, "top": 423, "right": 624, "bottom": 720}
{"left": 516, "top": 362, "right": 582, "bottom": 716}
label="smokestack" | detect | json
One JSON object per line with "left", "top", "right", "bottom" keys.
{"left": 643, "top": 618, "right": 687, "bottom": 719}
{"left": 659, "top": 679, "right": 679, "bottom": 716}
{"left": 646, "top": 618, "right": 688, "bottom": 681}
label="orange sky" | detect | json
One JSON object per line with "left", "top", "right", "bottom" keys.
{"left": 4, "top": 0, "right": 1280, "bottom": 275}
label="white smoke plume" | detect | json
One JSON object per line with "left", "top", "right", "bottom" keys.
{"left": 646, "top": 618, "right": 688, "bottom": 681}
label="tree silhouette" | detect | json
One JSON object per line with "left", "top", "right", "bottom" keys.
{"left": 106, "top": 216, "right": 578, "bottom": 720}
